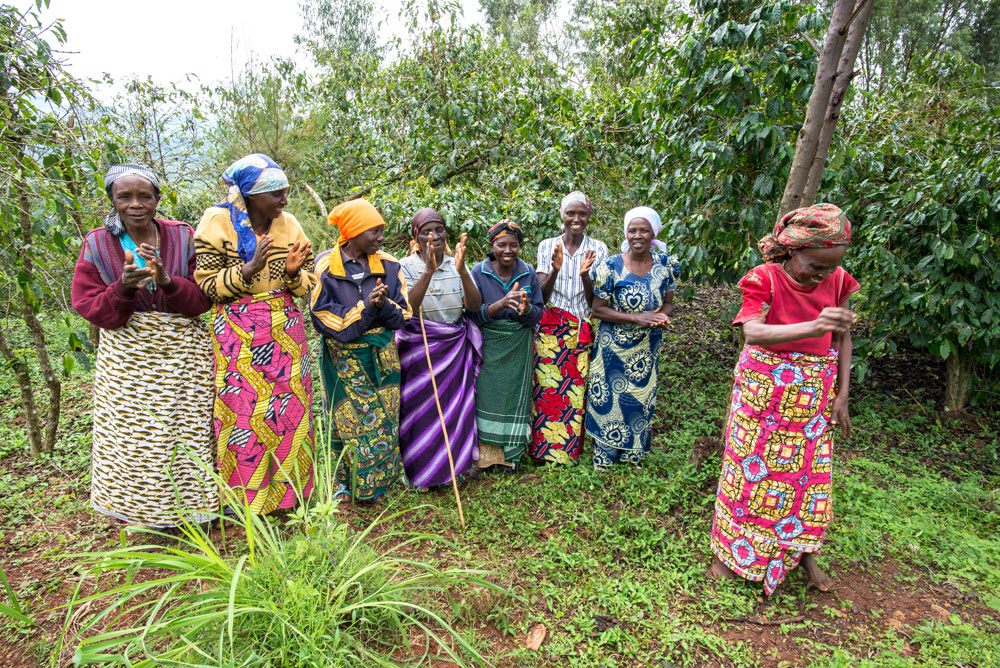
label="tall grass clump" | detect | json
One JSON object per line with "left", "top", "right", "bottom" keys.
{"left": 56, "top": 427, "right": 505, "bottom": 667}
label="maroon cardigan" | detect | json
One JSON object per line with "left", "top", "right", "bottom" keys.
{"left": 71, "top": 219, "right": 212, "bottom": 330}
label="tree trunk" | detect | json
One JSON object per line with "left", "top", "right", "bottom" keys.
{"left": 62, "top": 120, "right": 101, "bottom": 352}
{"left": 777, "top": 0, "right": 859, "bottom": 220}
{"left": 15, "top": 141, "right": 62, "bottom": 454}
{"left": 943, "top": 347, "right": 972, "bottom": 413}
{"left": 301, "top": 181, "right": 328, "bottom": 219}
{"left": 0, "top": 327, "right": 44, "bottom": 457}
{"left": 802, "top": 0, "right": 874, "bottom": 203}
{"left": 21, "top": 301, "right": 61, "bottom": 453}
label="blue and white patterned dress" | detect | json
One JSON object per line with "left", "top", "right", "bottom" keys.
{"left": 586, "top": 253, "right": 677, "bottom": 468}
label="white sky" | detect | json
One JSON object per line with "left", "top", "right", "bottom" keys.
{"left": 29, "top": 0, "right": 485, "bottom": 90}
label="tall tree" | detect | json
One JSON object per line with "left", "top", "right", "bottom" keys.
{"left": 778, "top": 0, "right": 873, "bottom": 219}
{"left": 860, "top": 0, "right": 1000, "bottom": 89}
{"left": 479, "top": 0, "right": 560, "bottom": 52}
{"left": 0, "top": 2, "right": 101, "bottom": 455}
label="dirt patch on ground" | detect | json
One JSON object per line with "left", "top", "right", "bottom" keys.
{"left": 713, "top": 559, "right": 999, "bottom": 667}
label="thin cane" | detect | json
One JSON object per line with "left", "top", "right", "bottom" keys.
{"left": 418, "top": 305, "right": 467, "bottom": 531}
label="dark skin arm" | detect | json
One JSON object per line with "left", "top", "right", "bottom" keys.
{"left": 831, "top": 299, "right": 853, "bottom": 438}
{"left": 742, "top": 300, "right": 855, "bottom": 438}
{"left": 487, "top": 281, "right": 529, "bottom": 318}
{"left": 538, "top": 242, "right": 562, "bottom": 302}
{"left": 405, "top": 243, "right": 438, "bottom": 312}
{"left": 538, "top": 243, "right": 598, "bottom": 305}
{"left": 454, "top": 234, "right": 482, "bottom": 312}
{"left": 591, "top": 291, "right": 672, "bottom": 328}
{"left": 408, "top": 233, "right": 482, "bottom": 314}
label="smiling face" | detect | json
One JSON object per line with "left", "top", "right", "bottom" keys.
{"left": 346, "top": 224, "right": 385, "bottom": 257}
{"left": 786, "top": 246, "right": 846, "bottom": 287}
{"left": 110, "top": 176, "right": 159, "bottom": 229}
{"left": 491, "top": 235, "right": 521, "bottom": 269}
{"left": 562, "top": 201, "right": 591, "bottom": 236}
{"left": 416, "top": 221, "right": 447, "bottom": 257}
{"left": 246, "top": 188, "right": 288, "bottom": 222}
{"left": 625, "top": 217, "right": 654, "bottom": 254}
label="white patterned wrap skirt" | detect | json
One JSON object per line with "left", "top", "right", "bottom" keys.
{"left": 91, "top": 311, "right": 217, "bottom": 527}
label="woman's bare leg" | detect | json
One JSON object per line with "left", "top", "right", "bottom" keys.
{"left": 802, "top": 553, "right": 833, "bottom": 591}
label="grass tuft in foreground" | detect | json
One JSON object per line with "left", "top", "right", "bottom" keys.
{"left": 56, "top": 435, "right": 507, "bottom": 667}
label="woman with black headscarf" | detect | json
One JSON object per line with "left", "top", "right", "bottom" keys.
{"left": 396, "top": 209, "right": 483, "bottom": 490}
{"left": 468, "top": 219, "right": 544, "bottom": 472}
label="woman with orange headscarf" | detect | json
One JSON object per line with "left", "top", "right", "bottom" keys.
{"left": 310, "top": 198, "right": 412, "bottom": 502}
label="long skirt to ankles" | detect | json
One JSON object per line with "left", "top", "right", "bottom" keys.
{"left": 91, "top": 312, "right": 217, "bottom": 527}
{"left": 397, "top": 317, "right": 483, "bottom": 487}
{"left": 711, "top": 344, "right": 838, "bottom": 595}
{"left": 531, "top": 306, "right": 592, "bottom": 463}
{"left": 211, "top": 288, "right": 315, "bottom": 514}
{"left": 586, "top": 321, "right": 663, "bottom": 468}
{"left": 475, "top": 320, "right": 534, "bottom": 468}
{"left": 320, "top": 327, "right": 403, "bottom": 501}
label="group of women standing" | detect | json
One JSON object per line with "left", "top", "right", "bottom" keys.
{"left": 72, "top": 153, "right": 858, "bottom": 595}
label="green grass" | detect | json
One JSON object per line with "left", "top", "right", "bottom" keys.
{"left": 1, "top": 288, "right": 999, "bottom": 666}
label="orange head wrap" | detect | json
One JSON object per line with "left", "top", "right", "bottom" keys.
{"left": 327, "top": 198, "right": 386, "bottom": 246}
{"left": 324, "top": 198, "right": 387, "bottom": 278}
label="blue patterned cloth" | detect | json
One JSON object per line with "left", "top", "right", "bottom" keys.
{"left": 586, "top": 253, "right": 677, "bottom": 468}
{"left": 216, "top": 154, "right": 289, "bottom": 262}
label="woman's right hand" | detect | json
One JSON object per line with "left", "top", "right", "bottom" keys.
{"left": 121, "top": 251, "right": 154, "bottom": 290}
{"left": 812, "top": 307, "right": 856, "bottom": 336}
{"left": 632, "top": 311, "right": 670, "bottom": 328}
{"left": 496, "top": 281, "right": 527, "bottom": 313}
{"left": 241, "top": 235, "right": 273, "bottom": 279}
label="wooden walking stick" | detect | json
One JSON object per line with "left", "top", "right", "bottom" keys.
{"left": 418, "top": 306, "right": 467, "bottom": 531}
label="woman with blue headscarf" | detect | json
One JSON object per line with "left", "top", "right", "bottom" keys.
{"left": 194, "top": 154, "right": 316, "bottom": 515}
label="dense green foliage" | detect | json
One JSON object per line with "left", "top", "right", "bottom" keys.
{"left": 1, "top": 0, "right": 999, "bottom": 424}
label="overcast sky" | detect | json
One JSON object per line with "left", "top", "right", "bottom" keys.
{"left": 29, "top": 0, "right": 484, "bottom": 91}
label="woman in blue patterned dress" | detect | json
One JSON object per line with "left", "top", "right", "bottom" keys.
{"left": 586, "top": 207, "right": 676, "bottom": 470}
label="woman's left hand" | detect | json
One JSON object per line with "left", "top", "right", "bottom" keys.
{"left": 579, "top": 249, "right": 596, "bottom": 276}
{"left": 137, "top": 243, "right": 171, "bottom": 286}
{"left": 454, "top": 233, "right": 468, "bottom": 270}
{"left": 285, "top": 240, "right": 312, "bottom": 278}
{"left": 830, "top": 395, "right": 851, "bottom": 439}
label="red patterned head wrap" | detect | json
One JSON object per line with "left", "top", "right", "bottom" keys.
{"left": 488, "top": 218, "right": 523, "bottom": 244}
{"left": 758, "top": 203, "right": 852, "bottom": 263}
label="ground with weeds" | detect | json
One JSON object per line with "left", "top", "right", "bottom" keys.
{"left": 1, "top": 284, "right": 998, "bottom": 667}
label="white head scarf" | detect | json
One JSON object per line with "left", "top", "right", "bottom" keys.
{"left": 623, "top": 206, "right": 667, "bottom": 252}
{"left": 560, "top": 191, "right": 592, "bottom": 216}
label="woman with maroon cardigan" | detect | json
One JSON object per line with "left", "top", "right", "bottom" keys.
{"left": 71, "top": 164, "right": 217, "bottom": 530}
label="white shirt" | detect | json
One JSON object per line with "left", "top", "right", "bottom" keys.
{"left": 536, "top": 234, "right": 610, "bottom": 321}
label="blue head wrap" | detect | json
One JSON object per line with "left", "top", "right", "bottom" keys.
{"left": 215, "top": 154, "right": 289, "bottom": 262}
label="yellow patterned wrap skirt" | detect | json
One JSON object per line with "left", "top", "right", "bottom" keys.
{"left": 91, "top": 311, "right": 218, "bottom": 527}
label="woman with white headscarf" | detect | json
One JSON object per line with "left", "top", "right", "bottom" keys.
{"left": 71, "top": 164, "right": 217, "bottom": 529}
{"left": 194, "top": 154, "right": 316, "bottom": 515}
{"left": 586, "top": 206, "right": 677, "bottom": 470}
{"left": 532, "top": 191, "right": 609, "bottom": 463}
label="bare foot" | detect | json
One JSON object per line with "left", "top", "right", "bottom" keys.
{"left": 802, "top": 553, "right": 833, "bottom": 591}
{"left": 710, "top": 554, "right": 738, "bottom": 581}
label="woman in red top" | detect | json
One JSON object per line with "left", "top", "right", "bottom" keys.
{"left": 710, "top": 204, "right": 859, "bottom": 595}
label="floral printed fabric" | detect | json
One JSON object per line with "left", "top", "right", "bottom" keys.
{"left": 319, "top": 327, "right": 402, "bottom": 501}
{"left": 585, "top": 254, "right": 676, "bottom": 467}
{"left": 530, "top": 307, "right": 593, "bottom": 463}
{"left": 710, "top": 345, "right": 838, "bottom": 595}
